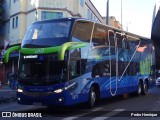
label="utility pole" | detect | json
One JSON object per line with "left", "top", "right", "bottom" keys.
{"left": 121, "top": 0, "right": 123, "bottom": 29}
{"left": 106, "top": 0, "right": 109, "bottom": 25}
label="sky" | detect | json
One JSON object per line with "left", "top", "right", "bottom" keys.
{"left": 91, "top": 0, "right": 158, "bottom": 38}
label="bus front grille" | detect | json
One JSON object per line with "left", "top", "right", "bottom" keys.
{"left": 22, "top": 91, "right": 53, "bottom": 97}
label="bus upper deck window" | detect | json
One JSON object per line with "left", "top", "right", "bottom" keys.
{"left": 23, "top": 21, "right": 71, "bottom": 41}
{"left": 92, "top": 23, "right": 108, "bottom": 47}
{"left": 72, "top": 21, "right": 93, "bottom": 41}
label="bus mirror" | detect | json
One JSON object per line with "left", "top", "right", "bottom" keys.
{"left": 4, "top": 46, "right": 20, "bottom": 63}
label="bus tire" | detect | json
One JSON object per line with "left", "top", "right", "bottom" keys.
{"left": 142, "top": 81, "right": 148, "bottom": 95}
{"left": 137, "top": 82, "right": 143, "bottom": 95}
{"left": 88, "top": 86, "right": 96, "bottom": 108}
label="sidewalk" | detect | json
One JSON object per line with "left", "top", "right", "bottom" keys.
{"left": 0, "top": 86, "right": 17, "bottom": 104}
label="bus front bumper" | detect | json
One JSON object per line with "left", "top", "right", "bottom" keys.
{"left": 17, "top": 91, "right": 69, "bottom": 106}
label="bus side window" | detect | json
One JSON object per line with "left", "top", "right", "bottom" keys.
{"left": 91, "top": 60, "right": 110, "bottom": 78}
{"left": 72, "top": 21, "right": 93, "bottom": 42}
{"left": 92, "top": 23, "right": 108, "bottom": 47}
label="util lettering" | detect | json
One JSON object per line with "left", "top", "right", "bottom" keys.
{"left": 35, "top": 48, "right": 44, "bottom": 54}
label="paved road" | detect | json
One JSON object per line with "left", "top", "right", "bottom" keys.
{"left": 0, "top": 89, "right": 16, "bottom": 104}
{"left": 1, "top": 86, "right": 160, "bottom": 120}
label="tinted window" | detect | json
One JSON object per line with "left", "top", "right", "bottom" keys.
{"left": 92, "top": 23, "right": 109, "bottom": 47}
{"left": 72, "top": 21, "right": 93, "bottom": 41}
{"left": 24, "top": 21, "right": 71, "bottom": 40}
{"left": 19, "top": 54, "right": 68, "bottom": 85}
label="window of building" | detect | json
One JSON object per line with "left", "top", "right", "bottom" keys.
{"left": 80, "top": 0, "right": 84, "bottom": 7}
{"left": 91, "top": 13, "right": 93, "bottom": 20}
{"left": 12, "top": 16, "right": 18, "bottom": 29}
{"left": 12, "top": 18, "right": 14, "bottom": 28}
{"left": 8, "top": 21, "right": 10, "bottom": 33}
{"left": 87, "top": 9, "right": 94, "bottom": 20}
{"left": 16, "top": 16, "right": 18, "bottom": 28}
{"left": 41, "top": 11, "right": 63, "bottom": 20}
{"left": 94, "top": 16, "right": 97, "bottom": 21}
{"left": 87, "top": 9, "right": 91, "bottom": 19}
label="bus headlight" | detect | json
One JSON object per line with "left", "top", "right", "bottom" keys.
{"left": 54, "top": 82, "right": 76, "bottom": 93}
{"left": 54, "top": 89, "right": 63, "bottom": 93}
{"left": 18, "top": 89, "right": 23, "bottom": 93}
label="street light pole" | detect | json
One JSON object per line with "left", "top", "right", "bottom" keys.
{"left": 106, "top": 0, "right": 109, "bottom": 25}
{"left": 121, "top": 0, "right": 123, "bottom": 29}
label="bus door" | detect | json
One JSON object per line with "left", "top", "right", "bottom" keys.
{"left": 108, "top": 30, "right": 118, "bottom": 96}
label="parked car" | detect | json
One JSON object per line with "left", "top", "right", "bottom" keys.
{"left": 156, "top": 77, "right": 160, "bottom": 87}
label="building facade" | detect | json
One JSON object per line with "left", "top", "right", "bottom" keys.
{"left": 0, "top": 0, "right": 103, "bottom": 46}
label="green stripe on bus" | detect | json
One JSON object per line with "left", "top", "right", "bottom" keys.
{"left": 4, "top": 42, "right": 87, "bottom": 63}
{"left": 58, "top": 42, "right": 87, "bottom": 60}
{"left": 4, "top": 46, "right": 21, "bottom": 63}
{"left": 20, "top": 46, "right": 60, "bottom": 55}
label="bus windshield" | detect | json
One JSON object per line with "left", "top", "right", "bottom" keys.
{"left": 19, "top": 54, "right": 67, "bottom": 85}
{"left": 23, "top": 21, "right": 71, "bottom": 41}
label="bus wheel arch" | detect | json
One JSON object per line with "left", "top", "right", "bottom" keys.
{"left": 88, "top": 83, "right": 100, "bottom": 108}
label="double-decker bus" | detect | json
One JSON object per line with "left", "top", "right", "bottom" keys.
{"left": 4, "top": 18, "right": 155, "bottom": 108}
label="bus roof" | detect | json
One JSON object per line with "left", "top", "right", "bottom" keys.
{"left": 33, "top": 17, "right": 150, "bottom": 41}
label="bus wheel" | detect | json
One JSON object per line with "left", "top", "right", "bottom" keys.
{"left": 142, "top": 81, "right": 148, "bottom": 95}
{"left": 88, "top": 86, "right": 96, "bottom": 108}
{"left": 137, "top": 82, "right": 143, "bottom": 95}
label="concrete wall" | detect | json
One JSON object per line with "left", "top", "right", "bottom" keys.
{"left": 19, "top": 14, "right": 26, "bottom": 43}
{"left": 38, "top": 0, "right": 67, "bottom": 8}
{"left": 26, "top": 10, "right": 37, "bottom": 32}
{"left": 10, "top": 0, "right": 21, "bottom": 15}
